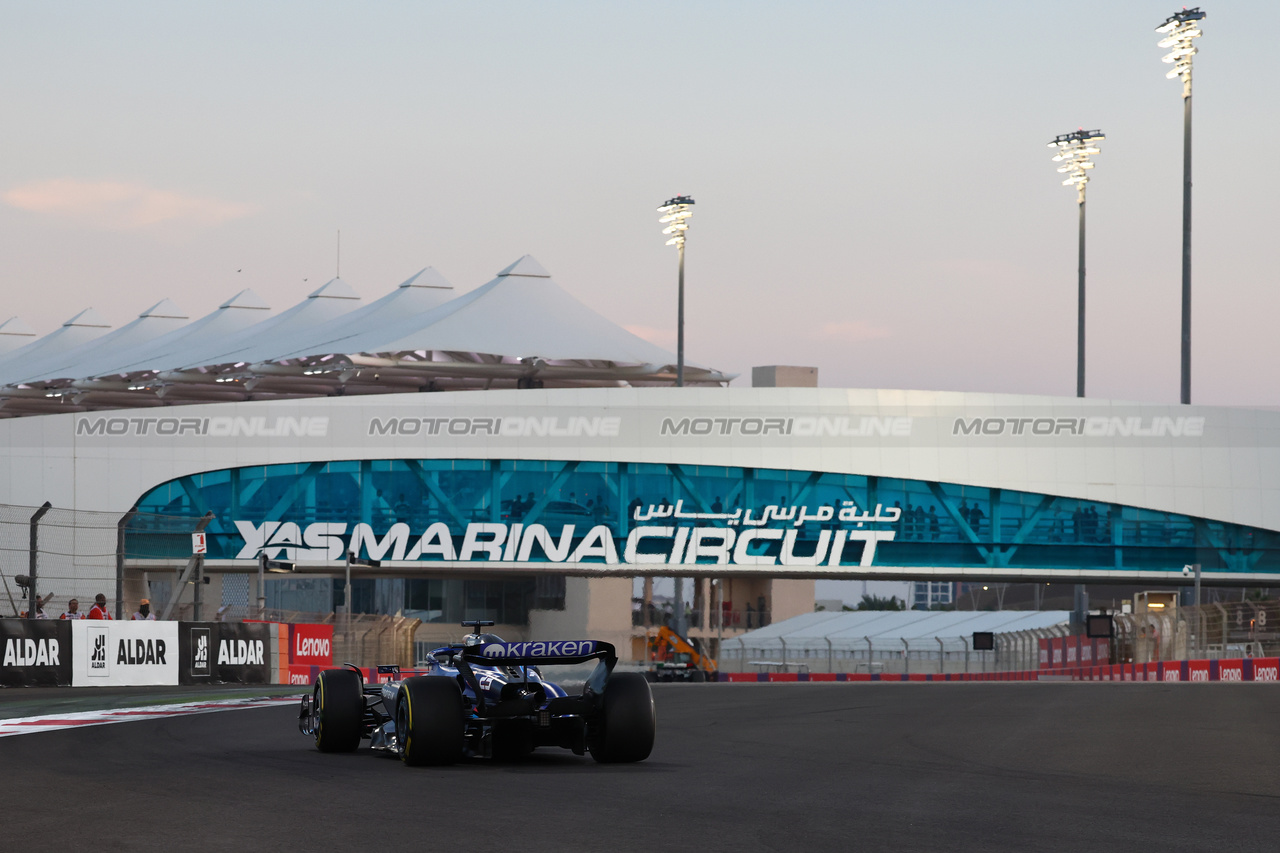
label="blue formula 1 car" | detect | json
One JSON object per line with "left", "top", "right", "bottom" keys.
{"left": 298, "top": 621, "right": 655, "bottom": 766}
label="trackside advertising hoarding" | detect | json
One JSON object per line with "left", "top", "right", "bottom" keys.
{"left": 216, "top": 622, "right": 271, "bottom": 684}
{"left": 2, "top": 620, "right": 294, "bottom": 687}
{"left": 0, "top": 619, "right": 72, "bottom": 686}
{"left": 178, "top": 622, "right": 216, "bottom": 685}
{"left": 288, "top": 623, "right": 333, "bottom": 667}
{"left": 72, "top": 621, "right": 178, "bottom": 686}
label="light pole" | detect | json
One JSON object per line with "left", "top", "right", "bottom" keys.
{"left": 257, "top": 553, "right": 295, "bottom": 619}
{"left": 657, "top": 195, "right": 694, "bottom": 387}
{"left": 1185, "top": 562, "right": 1202, "bottom": 656}
{"left": 1049, "top": 129, "right": 1104, "bottom": 398}
{"left": 343, "top": 551, "right": 380, "bottom": 651}
{"left": 1156, "top": 7, "right": 1205, "bottom": 405}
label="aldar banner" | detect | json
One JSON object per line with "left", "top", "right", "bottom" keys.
{"left": 72, "top": 621, "right": 179, "bottom": 686}
{"left": 0, "top": 619, "right": 72, "bottom": 687}
{"left": 174, "top": 622, "right": 272, "bottom": 685}
{"left": 215, "top": 622, "right": 271, "bottom": 684}
{"left": 178, "top": 622, "right": 216, "bottom": 685}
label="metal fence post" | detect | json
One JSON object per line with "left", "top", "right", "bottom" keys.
{"left": 160, "top": 512, "right": 214, "bottom": 622}
{"left": 27, "top": 502, "right": 52, "bottom": 619}
{"left": 1213, "top": 602, "right": 1228, "bottom": 653}
{"left": 115, "top": 508, "right": 138, "bottom": 620}
{"left": 193, "top": 548, "right": 204, "bottom": 622}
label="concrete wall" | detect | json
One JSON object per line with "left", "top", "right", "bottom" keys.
{"left": 3, "top": 387, "right": 1273, "bottom": 533}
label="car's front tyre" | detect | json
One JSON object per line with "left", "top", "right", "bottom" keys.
{"left": 313, "top": 668, "right": 363, "bottom": 753}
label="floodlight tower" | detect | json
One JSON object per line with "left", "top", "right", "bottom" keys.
{"left": 657, "top": 195, "right": 695, "bottom": 387}
{"left": 1048, "top": 129, "right": 1105, "bottom": 398}
{"left": 1156, "top": 6, "right": 1205, "bottom": 405}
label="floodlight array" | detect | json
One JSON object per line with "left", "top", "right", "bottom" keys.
{"left": 1156, "top": 7, "right": 1205, "bottom": 85}
{"left": 657, "top": 195, "right": 695, "bottom": 248}
{"left": 1048, "top": 130, "right": 1105, "bottom": 199}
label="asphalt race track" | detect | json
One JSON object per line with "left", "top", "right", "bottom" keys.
{"left": 2, "top": 683, "right": 1279, "bottom": 853}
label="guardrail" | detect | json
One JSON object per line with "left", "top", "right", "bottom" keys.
{"left": 716, "top": 656, "right": 1280, "bottom": 682}
{"left": 0, "top": 618, "right": 279, "bottom": 687}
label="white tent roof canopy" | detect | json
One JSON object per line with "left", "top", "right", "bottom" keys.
{"left": 252, "top": 267, "right": 457, "bottom": 363}
{"left": 2, "top": 299, "right": 191, "bottom": 387}
{"left": 0, "top": 318, "right": 38, "bottom": 355}
{"left": 331, "top": 255, "right": 685, "bottom": 366}
{"left": 169, "top": 277, "right": 361, "bottom": 371}
{"left": 0, "top": 256, "right": 731, "bottom": 415}
{"left": 80, "top": 289, "right": 272, "bottom": 380}
{"left": 0, "top": 308, "right": 112, "bottom": 386}
{"left": 729, "top": 610, "right": 1072, "bottom": 653}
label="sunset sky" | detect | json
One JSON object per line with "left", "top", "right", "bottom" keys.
{"left": 2, "top": 1, "right": 1273, "bottom": 407}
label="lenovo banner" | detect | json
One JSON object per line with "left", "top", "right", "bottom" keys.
{"left": 0, "top": 619, "right": 73, "bottom": 687}
{"left": 215, "top": 622, "right": 272, "bottom": 684}
{"left": 288, "top": 623, "right": 333, "bottom": 667}
{"left": 71, "top": 621, "right": 178, "bottom": 686}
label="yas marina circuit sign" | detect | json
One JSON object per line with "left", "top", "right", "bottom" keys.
{"left": 233, "top": 501, "right": 902, "bottom": 572}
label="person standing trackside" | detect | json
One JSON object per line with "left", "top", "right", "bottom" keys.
{"left": 60, "top": 598, "right": 84, "bottom": 619}
{"left": 87, "top": 593, "right": 113, "bottom": 620}
{"left": 20, "top": 593, "right": 52, "bottom": 619}
{"left": 131, "top": 598, "right": 156, "bottom": 621}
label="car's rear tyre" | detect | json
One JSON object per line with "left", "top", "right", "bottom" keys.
{"left": 398, "top": 676, "right": 465, "bottom": 766}
{"left": 313, "top": 668, "right": 363, "bottom": 753}
{"left": 589, "top": 672, "right": 655, "bottom": 763}
{"left": 689, "top": 670, "right": 706, "bottom": 683}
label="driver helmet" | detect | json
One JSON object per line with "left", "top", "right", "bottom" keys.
{"left": 462, "top": 632, "right": 503, "bottom": 648}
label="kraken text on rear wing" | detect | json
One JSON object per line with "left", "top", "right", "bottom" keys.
{"left": 462, "top": 640, "right": 617, "bottom": 668}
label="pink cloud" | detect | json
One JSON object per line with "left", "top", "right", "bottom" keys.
{"left": 819, "top": 320, "right": 892, "bottom": 341}
{"left": 3, "top": 179, "right": 255, "bottom": 228}
{"left": 623, "top": 324, "right": 677, "bottom": 348}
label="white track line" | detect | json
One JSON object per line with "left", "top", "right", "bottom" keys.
{"left": 0, "top": 696, "right": 298, "bottom": 738}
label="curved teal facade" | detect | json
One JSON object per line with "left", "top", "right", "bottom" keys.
{"left": 134, "top": 458, "right": 1279, "bottom": 579}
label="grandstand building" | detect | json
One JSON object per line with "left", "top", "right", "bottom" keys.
{"left": 2, "top": 255, "right": 1280, "bottom": 660}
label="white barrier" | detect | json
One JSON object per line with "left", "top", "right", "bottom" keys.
{"left": 71, "top": 621, "right": 179, "bottom": 686}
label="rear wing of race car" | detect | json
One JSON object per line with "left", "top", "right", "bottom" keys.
{"left": 460, "top": 639, "right": 617, "bottom": 669}
{"left": 456, "top": 640, "right": 618, "bottom": 713}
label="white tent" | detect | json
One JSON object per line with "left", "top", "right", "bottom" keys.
{"left": 263, "top": 267, "right": 456, "bottom": 363}
{"left": 0, "top": 308, "right": 111, "bottom": 384}
{"left": 0, "top": 256, "right": 731, "bottom": 416}
{"left": 62, "top": 291, "right": 271, "bottom": 409}
{"left": 324, "top": 255, "right": 678, "bottom": 364}
{"left": 77, "top": 289, "right": 270, "bottom": 382}
{"left": 169, "top": 278, "right": 360, "bottom": 372}
{"left": 0, "top": 318, "right": 38, "bottom": 355}
{"left": 725, "top": 609, "right": 1071, "bottom": 673}
{"left": 2, "top": 299, "right": 189, "bottom": 389}
{"left": 308, "top": 256, "right": 726, "bottom": 387}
